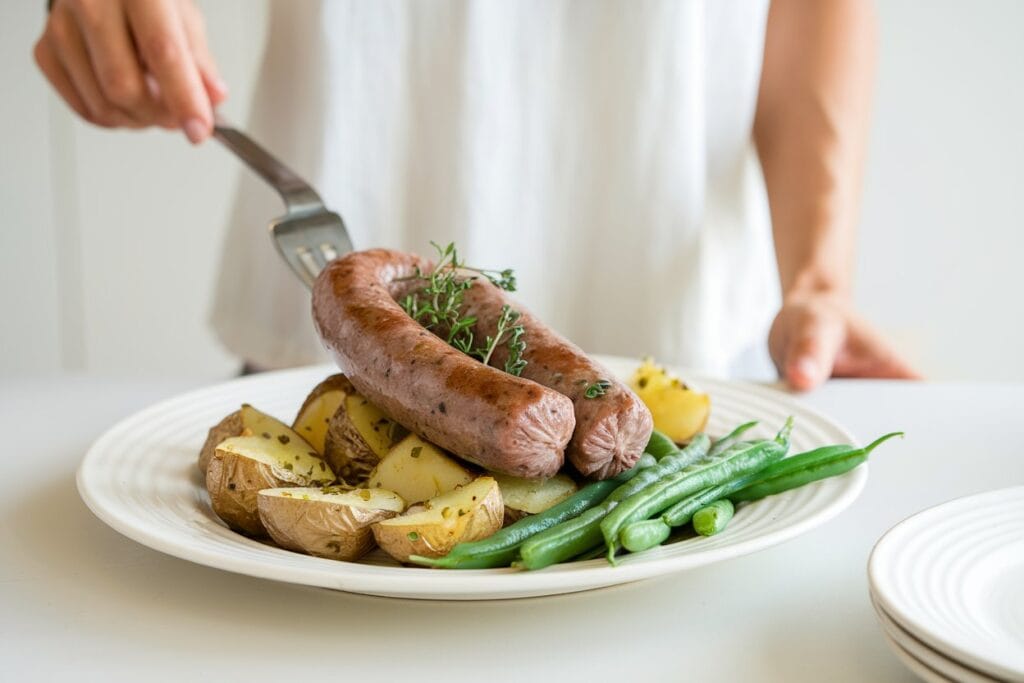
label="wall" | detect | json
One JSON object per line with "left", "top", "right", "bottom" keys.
{"left": 1, "top": 0, "right": 267, "bottom": 378}
{"left": 2, "top": 1, "right": 1023, "bottom": 380}
{"left": 856, "top": 0, "right": 1024, "bottom": 381}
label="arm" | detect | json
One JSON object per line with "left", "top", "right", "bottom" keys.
{"left": 33, "top": 0, "right": 226, "bottom": 144}
{"left": 754, "top": 0, "right": 917, "bottom": 389}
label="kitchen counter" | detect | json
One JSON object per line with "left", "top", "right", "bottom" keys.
{"left": 1, "top": 375, "right": 1016, "bottom": 682}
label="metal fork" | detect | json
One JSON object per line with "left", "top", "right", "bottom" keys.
{"left": 212, "top": 117, "right": 353, "bottom": 288}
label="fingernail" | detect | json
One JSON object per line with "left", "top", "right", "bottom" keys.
{"left": 183, "top": 117, "right": 207, "bottom": 144}
{"left": 213, "top": 76, "right": 229, "bottom": 96}
{"left": 794, "top": 357, "right": 820, "bottom": 384}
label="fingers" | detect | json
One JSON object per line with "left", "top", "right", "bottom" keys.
{"left": 33, "top": 37, "right": 91, "bottom": 122}
{"left": 781, "top": 309, "right": 846, "bottom": 391}
{"left": 127, "top": 0, "right": 214, "bottom": 143}
{"left": 35, "top": 0, "right": 223, "bottom": 139}
{"left": 64, "top": 0, "right": 164, "bottom": 127}
{"left": 770, "top": 298, "right": 923, "bottom": 390}
{"left": 832, "top": 321, "right": 923, "bottom": 380}
{"left": 44, "top": 4, "right": 138, "bottom": 128}
{"left": 180, "top": 3, "right": 228, "bottom": 106}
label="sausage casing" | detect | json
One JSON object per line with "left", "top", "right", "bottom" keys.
{"left": 312, "top": 249, "right": 575, "bottom": 479}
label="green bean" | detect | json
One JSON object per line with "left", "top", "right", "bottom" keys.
{"left": 600, "top": 417, "right": 793, "bottom": 562}
{"left": 709, "top": 420, "right": 759, "bottom": 456}
{"left": 410, "top": 453, "right": 656, "bottom": 569}
{"left": 663, "top": 482, "right": 738, "bottom": 527}
{"left": 518, "top": 504, "right": 611, "bottom": 570}
{"left": 644, "top": 429, "right": 680, "bottom": 460}
{"left": 633, "top": 453, "right": 658, "bottom": 471}
{"left": 607, "top": 433, "right": 711, "bottom": 506}
{"left": 618, "top": 483, "right": 731, "bottom": 553}
{"left": 620, "top": 518, "right": 672, "bottom": 552}
{"left": 693, "top": 499, "right": 734, "bottom": 536}
{"left": 512, "top": 454, "right": 671, "bottom": 571}
{"left": 620, "top": 430, "right": 903, "bottom": 553}
{"left": 730, "top": 431, "right": 902, "bottom": 502}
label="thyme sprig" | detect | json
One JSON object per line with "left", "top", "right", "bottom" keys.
{"left": 400, "top": 242, "right": 527, "bottom": 377}
{"left": 583, "top": 379, "right": 612, "bottom": 399}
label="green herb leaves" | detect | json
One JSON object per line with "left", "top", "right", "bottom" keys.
{"left": 584, "top": 379, "right": 612, "bottom": 399}
{"left": 400, "top": 242, "right": 527, "bottom": 377}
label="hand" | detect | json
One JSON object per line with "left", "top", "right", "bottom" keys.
{"left": 33, "top": 0, "right": 227, "bottom": 143}
{"left": 768, "top": 292, "right": 921, "bottom": 391}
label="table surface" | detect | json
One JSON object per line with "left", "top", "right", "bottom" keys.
{"left": 2, "top": 374, "right": 1020, "bottom": 682}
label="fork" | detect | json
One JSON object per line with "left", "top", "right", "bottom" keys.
{"left": 212, "top": 117, "right": 354, "bottom": 288}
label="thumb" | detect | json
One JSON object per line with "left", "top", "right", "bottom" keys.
{"left": 783, "top": 312, "right": 845, "bottom": 391}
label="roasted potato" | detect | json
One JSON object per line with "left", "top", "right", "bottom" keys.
{"left": 206, "top": 435, "right": 336, "bottom": 536}
{"left": 257, "top": 486, "right": 405, "bottom": 561}
{"left": 323, "top": 393, "right": 407, "bottom": 483}
{"left": 198, "top": 404, "right": 302, "bottom": 475}
{"left": 368, "top": 434, "right": 475, "bottom": 504}
{"left": 372, "top": 476, "right": 503, "bottom": 562}
{"left": 291, "top": 374, "right": 354, "bottom": 454}
{"left": 629, "top": 358, "right": 710, "bottom": 443}
{"left": 493, "top": 473, "right": 578, "bottom": 524}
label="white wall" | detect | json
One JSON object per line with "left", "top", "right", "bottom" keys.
{"left": 2, "top": 1, "right": 1023, "bottom": 380}
{"left": 1, "top": 0, "right": 267, "bottom": 378}
{"left": 857, "top": 0, "right": 1024, "bottom": 381}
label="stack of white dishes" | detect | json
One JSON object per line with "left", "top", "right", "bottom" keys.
{"left": 869, "top": 486, "right": 1024, "bottom": 682}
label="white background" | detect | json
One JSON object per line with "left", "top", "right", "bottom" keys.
{"left": 3, "top": 0, "right": 1022, "bottom": 380}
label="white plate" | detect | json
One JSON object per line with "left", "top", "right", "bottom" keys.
{"left": 879, "top": 628, "right": 955, "bottom": 683}
{"left": 869, "top": 487, "right": 1024, "bottom": 681}
{"left": 871, "top": 593, "right": 997, "bottom": 683}
{"left": 78, "top": 355, "right": 867, "bottom": 600}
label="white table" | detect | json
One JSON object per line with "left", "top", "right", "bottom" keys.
{"left": 1, "top": 376, "right": 1015, "bottom": 682}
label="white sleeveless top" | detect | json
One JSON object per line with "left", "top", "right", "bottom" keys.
{"left": 211, "top": 0, "right": 779, "bottom": 378}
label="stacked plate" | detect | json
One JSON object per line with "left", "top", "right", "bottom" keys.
{"left": 869, "top": 487, "right": 1024, "bottom": 682}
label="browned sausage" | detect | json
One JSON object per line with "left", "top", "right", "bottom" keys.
{"left": 311, "top": 249, "right": 575, "bottom": 479}
{"left": 459, "top": 283, "right": 654, "bottom": 479}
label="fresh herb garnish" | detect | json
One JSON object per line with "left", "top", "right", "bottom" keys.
{"left": 400, "top": 242, "right": 527, "bottom": 377}
{"left": 583, "top": 379, "right": 612, "bottom": 399}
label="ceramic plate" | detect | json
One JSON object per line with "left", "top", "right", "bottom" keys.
{"left": 871, "top": 593, "right": 997, "bottom": 683}
{"left": 78, "top": 355, "right": 867, "bottom": 600}
{"left": 869, "top": 486, "right": 1024, "bottom": 681}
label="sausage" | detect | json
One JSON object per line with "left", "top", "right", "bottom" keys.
{"left": 459, "top": 283, "right": 654, "bottom": 479}
{"left": 312, "top": 249, "right": 575, "bottom": 479}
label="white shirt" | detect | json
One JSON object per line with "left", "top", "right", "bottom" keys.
{"left": 211, "top": 0, "right": 779, "bottom": 378}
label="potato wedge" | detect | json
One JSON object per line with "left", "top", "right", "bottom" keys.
{"left": 198, "top": 404, "right": 301, "bottom": 475}
{"left": 323, "top": 393, "right": 407, "bottom": 483}
{"left": 629, "top": 358, "right": 711, "bottom": 443}
{"left": 292, "top": 374, "right": 354, "bottom": 454}
{"left": 257, "top": 486, "right": 405, "bottom": 561}
{"left": 372, "top": 477, "right": 503, "bottom": 562}
{"left": 368, "top": 434, "right": 475, "bottom": 504}
{"left": 206, "top": 435, "right": 335, "bottom": 536}
{"left": 493, "top": 473, "right": 578, "bottom": 524}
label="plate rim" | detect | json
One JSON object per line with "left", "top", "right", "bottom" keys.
{"left": 870, "top": 591, "right": 998, "bottom": 683}
{"left": 868, "top": 485, "right": 1024, "bottom": 680}
{"left": 77, "top": 356, "right": 868, "bottom": 600}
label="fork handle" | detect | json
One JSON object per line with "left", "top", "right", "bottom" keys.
{"left": 213, "top": 116, "right": 324, "bottom": 215}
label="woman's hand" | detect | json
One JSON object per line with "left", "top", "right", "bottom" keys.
{"left": 769, "top": 292, "right": 920, "bottom": 391}
{"left": 33, "top": 0, "right": 226, "bottom": 143}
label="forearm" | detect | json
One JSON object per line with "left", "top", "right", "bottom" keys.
{"left": 754, "top": 0, "right": 877, "bottom": 301}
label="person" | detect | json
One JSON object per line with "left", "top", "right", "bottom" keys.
{"left": 34, "top": 0, "right": 918, "bottom": 390}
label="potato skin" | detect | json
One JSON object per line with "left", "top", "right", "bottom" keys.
{"left": 198, "top": 410, "right": 243, "bottom": 475}
{"left": 372, "top": 481, "right": 504, "bottom": 562}
{"left": 206, "top": 451, "right": 314, "bottom": 536}
{"left": 323, "top": 407, "right": 378, "bottom": 484}
{"left": 258, "top": 494, "right": 398, "bottom": 561}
